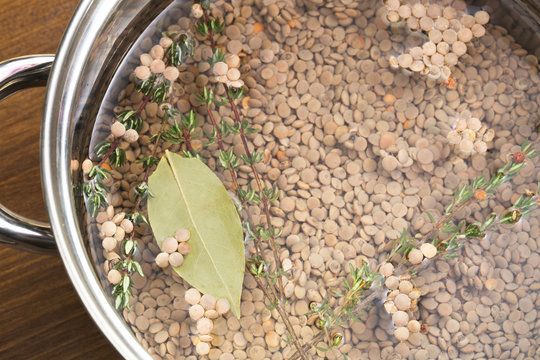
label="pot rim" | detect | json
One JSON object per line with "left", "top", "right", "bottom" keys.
{"left": 41, "top": 0, "right": 152, "bottom": 358}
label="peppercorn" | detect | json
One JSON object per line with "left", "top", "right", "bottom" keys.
{"left": 513, "top": 151, "right": 525, "bottom": 163}
{"left": 474, "top": 189, "right": 487, "bottom": 201}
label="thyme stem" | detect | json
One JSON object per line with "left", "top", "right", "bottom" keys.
{"left": 225, "top": 84, "right": 286, "bottom": 301}
{"left": 198, "top": 6, "right": 306, "bottom": 358}
{"left": 132, "top": 113, "right": 170, "bottom": 211}
{"left": 251, "top": 272, "right": 310, "bottom": 360}
{"left": 206, "top": 107, "right": 240, "bottom": 188}
{"left": 97, "top": 141, "right": 118, "bottom": 167}
{"left": 205, "top": 78, "right": 307, "bottom": 360}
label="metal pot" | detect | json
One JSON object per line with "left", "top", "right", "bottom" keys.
{"left": 0, "top": 1, "right": 175, "bottom": 358}
{"left": 0, "top": 0, "right": 538, "bottom": 359}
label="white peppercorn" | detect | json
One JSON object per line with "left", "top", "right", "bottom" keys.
{"left": 185, "top": 288, "right": 201, "bottom": 305}
{"left": 162, "top": 237, "right": 178, "bottom": 254}
{"left": 108, "top": 269, "right": 123, "bottom": 284}
{"left": 420, "top": 243, "right": 437, "bottom": 258}
{"left": 189, "top": 304, "right": 205, "bottom": 321}
{"left": 135, "top": 65, "right": 150, "bottom": 80}
{"left": 155, "top": 252, "right": 170, "bottom": 268}
{"left": 123, "top": 129, "right": 139, "bottom": 143}
{"left": 408, "top": 248, "right": 423, "bottom": 265}
{"left": 169, "top": 252, "right": 184, "bottom": 267}
{"left": 197, "top": 317, "right": 214, "bottom": 335}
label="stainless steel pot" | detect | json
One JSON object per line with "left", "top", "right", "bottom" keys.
{"left": 0, "top": 0, "right": 539, "bottom": 359}
{"left": 0, "top": 1, "right": 175, "bottom": 358}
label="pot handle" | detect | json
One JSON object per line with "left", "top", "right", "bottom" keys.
{"left": 0, "top": 55, "right": 56, "bottom": 253}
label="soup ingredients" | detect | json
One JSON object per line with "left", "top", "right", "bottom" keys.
{"left": 175, "top": 228, "right": 190, "bottom": 242}
{"left": 184, "top": 288, "right": 231, "bottom": 353}
{"left": 290, "top": 142, "right": 539, "bottom": 359}
{"left": 155, "top": 229, "right": 192, "bottom": 268}
{"left": 192, "top": 4, "right": 308, "bottom": 357}
{"left": 420, "top": 243, "right": 437, "bottom": 258}
{"left": 447, "top": 113, "right": 493, "bottom": 156}
{"left": 147, "top": 152, "right": 245, "bottom": 317}
{"left": 83, "top": 32, "right": 195, "bottom": 309}
{"left": 385, "top": 0, "right": 489, "bottom": 82}
{"left": 83, "top": 0, "right": 540, "bottom": 357}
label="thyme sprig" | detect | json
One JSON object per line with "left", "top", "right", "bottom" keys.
{"left": 289, "top": 140, "right": 540, "bottom": 358}
{"left": 426, "top": 140, "right": 538, "bottom": 249}
{"left": 290, "top": 263, "right": 383, "bottom": 359}
{"left": 83, "top": 31, "right": 194, "bottom": 309}
{"left": 166, "top": 34, "right": 195, "bottom": 67}
{"left": 111, "top": 107, "right": 192, "bottom": 309}
{"left": 439, "top": 141, "right": 537, "bottom": 227}
{"left": 222, "top": 82, "right": 289, "bottom": 304}
{"left": 83, "top": 166, "right": 110, "bottom": 217}
{"left": 91, "top": 32, "right": 194, "bottom": 172}
{"left": 195, "top": 5, "right": 308, "bottom": 359}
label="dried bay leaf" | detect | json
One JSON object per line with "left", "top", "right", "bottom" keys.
{"left": 147, "top": 151, "right": 245, "bottom": 317}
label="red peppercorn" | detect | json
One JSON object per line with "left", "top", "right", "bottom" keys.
{"left": 474, "top": 189, "right": 487, "bottom": 201}
{"left": 513, "top": 151, "right": 525, "bottom": 163}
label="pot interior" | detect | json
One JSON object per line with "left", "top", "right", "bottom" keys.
{"left": 70, "top": 0, "right": 540, "bottom": 359}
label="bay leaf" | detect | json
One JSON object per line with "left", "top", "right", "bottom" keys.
{"left": 147, "top": 151, "right": 245, "bottom": 317}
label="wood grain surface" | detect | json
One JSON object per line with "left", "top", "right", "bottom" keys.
{"left": 0, "top": 0, "right": 120, "bottom": 359}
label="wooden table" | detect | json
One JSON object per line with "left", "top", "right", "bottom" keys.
{"left": 0, "top": 0, "right": 120, "bottom": 358}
